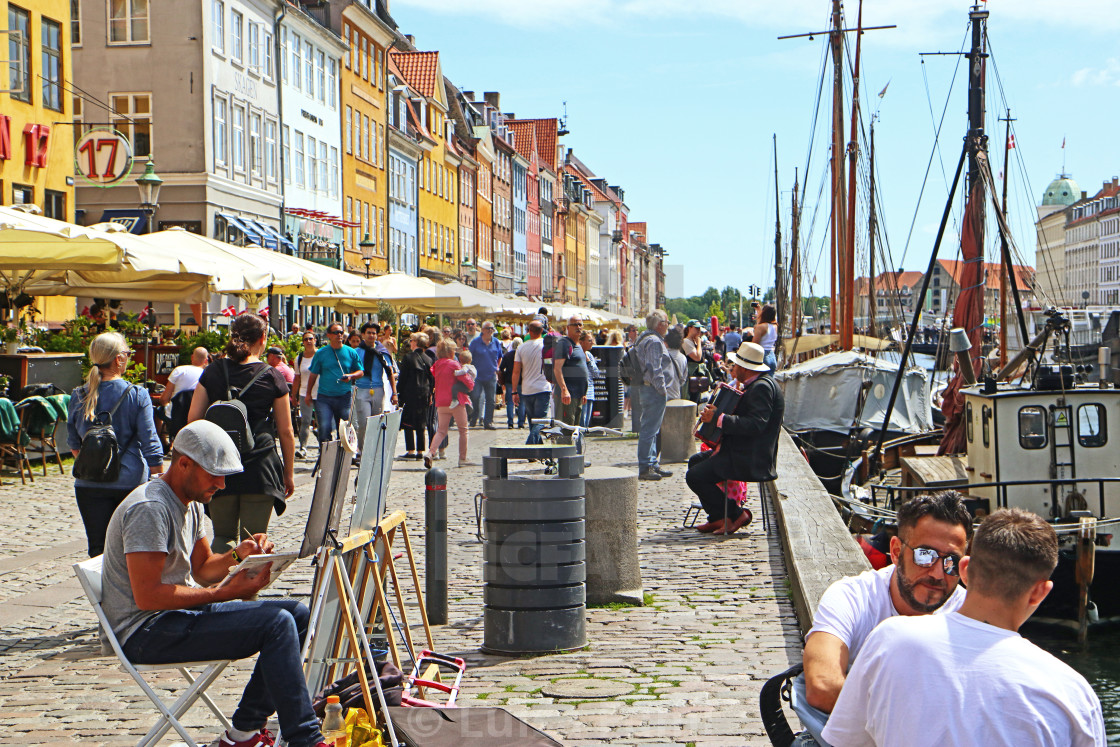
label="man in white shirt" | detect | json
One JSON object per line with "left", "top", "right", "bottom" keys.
{"left": 795, "top": 491, "right": 971, "bottom": 743}
{"left": 824, "top": 508, "right": 1105, "bottom": 747}
{"left": 159, "top": 347, "right": 209, "bottom": 439}
{"left": 511, "top": 321, "right": 552, "bottom": 446}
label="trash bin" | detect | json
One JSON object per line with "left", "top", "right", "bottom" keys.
{"left": 480, "top": 444, "right": 587, "bottom": 654}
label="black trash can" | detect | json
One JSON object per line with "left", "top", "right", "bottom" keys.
{"left": 480, "top": 445, "right": 587, "bottom": 654}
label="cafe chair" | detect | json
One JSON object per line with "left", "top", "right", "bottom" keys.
{"left": 15, "top": 393, "right": 68, "bottom": 476}
{"left": 73, "top": 556, "right": 233, "bottom": 747}
{"left": 0, "top": 396, "right": 31, "bottom": 485}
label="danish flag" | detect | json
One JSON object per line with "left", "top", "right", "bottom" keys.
{"left": 220, "top": 305, "right": 237, "bottom": 317}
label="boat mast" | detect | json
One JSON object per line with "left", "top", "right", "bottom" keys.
{"left": 792, "top": 169, "right": 802, "bottom": 339}
{"left": 773, "top": 134, "right": 784, "bottom": 351}
{"left": 967, "top": 2, "right": 988, "bottom": 373}
{"left": 830, "top": 0, "right": 846, "bottom": 342}
{"left": 842, "top": 0, "right": 864, "bottom": 350}
{"left": 867, "top": 119, "right": 877, "bottom": 335}
{"left": 999, "top": 109, "right": 1013, "bottom": 368}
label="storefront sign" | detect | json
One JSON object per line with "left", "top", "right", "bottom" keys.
{"left": 75, "top": 129, "right": 134, "bottom": 186}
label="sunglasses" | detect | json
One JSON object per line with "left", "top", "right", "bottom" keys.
{"left": 902, "top": 541, "right": 960, "bottom": 576}
{"left": 327, "top": 329, "right": 344, "bottom": 335}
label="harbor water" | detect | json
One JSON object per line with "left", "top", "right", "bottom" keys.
{"left": 1030, "top": 626, "right": 1120, "bottom": 743}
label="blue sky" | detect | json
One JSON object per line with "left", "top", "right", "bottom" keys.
{"left": 390, "top": 0, "right": 1120, "bottom": 299}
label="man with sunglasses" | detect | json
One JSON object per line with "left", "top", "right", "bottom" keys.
{"left": 303, "top": 323, "right": 364, "bottom": 450}
{"left": 795, "top": 491, "right": 971, "bottom": 744}
{"left": 824, "top": 508, "right": 1103, "bottom": 747}
{"left": 553, "top": 315, "right": 590, "bottom": 426}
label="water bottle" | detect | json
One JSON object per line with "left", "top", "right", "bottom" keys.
{"left": 321, "top": 695, "right": 346, "bottom": 745}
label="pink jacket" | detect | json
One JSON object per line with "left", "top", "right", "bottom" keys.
{"left": 432, "top": 357, "right": 470, "bottom": 407}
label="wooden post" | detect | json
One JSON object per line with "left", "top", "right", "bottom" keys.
{"left": 1076, "top": 516, "right": 1097, "bottom": 645}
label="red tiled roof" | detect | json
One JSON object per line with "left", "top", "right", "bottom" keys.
{"left": 936, "top": 259, "right": 1034, "bottom": 292}
{"left": 508, "top": 121, "right": 537, "bottom": 160}
{"left": 389, "top": 51, "right": 439, "bottom": 98}
{"left": 564, "top": 164, "right": 610, "bottom": 203}
{"left": 509, "top": 118, "right": 558, "bottom": 171}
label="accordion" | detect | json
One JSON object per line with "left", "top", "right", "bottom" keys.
{"left": 694, "top": 382, "right": 742, "bottom": 447}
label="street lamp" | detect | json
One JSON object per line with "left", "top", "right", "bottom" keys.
{"left": 135, "top": 157, "right": 163, "bottom": 234}
{"left": 359, "top": 232, "right": 375, "bottom": 277}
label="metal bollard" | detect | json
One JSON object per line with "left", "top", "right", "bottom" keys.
{"left": 425, "top": 467, "right": 448, "bottom": 625}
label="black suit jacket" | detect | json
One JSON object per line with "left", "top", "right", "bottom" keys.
{"left": 709, "top": 372, "right": 785, "bottom": 482}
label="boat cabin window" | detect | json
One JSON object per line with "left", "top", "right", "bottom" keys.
{"left": 1018, "top": 406, "right": 1047, "bottom": 449}
{"left": 982, "top": 405, "right": 991, "bottom": 447}
{"left": 966, "top": 402, "right": 973, "bottom": 443}
{"left": 1077, "top": 404, "right": 1107, "bottom": 448}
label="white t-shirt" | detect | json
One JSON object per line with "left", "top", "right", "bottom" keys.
{"left": 823, "top": 612, "right": 1105, "bottom": 747}
{"left": 167, "top": 364, "right": 204, "bottom": 395}
{"left": 807, "top": 565, "right": 966, "bottom": 665}
{"left": 515, "top": 337, "right": 551, "bottom": 396}
{"left": 297, "top": 352, "right": 319, "bottom": 398}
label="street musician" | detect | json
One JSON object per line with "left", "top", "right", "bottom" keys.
{"left": 685, "top": 341, "right": 785, "bottom": 535}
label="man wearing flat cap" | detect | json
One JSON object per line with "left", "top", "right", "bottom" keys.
{"left": 686, "top": 341, "right": 785, "bottom": 535}
{"left": 99, "top": 420, "right": 326, "bottom": 747}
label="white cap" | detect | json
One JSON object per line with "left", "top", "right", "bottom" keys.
{"left": 173, "top": 420, "right": 244, "bottom": 476}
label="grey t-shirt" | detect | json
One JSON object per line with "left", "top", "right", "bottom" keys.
{"left": 100, "top": 479, "right": 207, "bottom": 646}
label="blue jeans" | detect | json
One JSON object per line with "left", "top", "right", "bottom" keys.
{"left": 470, "top": 378, "right": 498, "bottom": 427}
{"left": 506, "top": 388, "right": 526, "bottom": 427}
{"left": 314, "top": 392, "right": 352, "bottom": 446}
{"left": 764, "top": 350, "right": 777, "bottom": 373}
{"left": 522, "top": 391, "right": 551, "bottom": 445}
{"left": 636, "top": 384, "right": 667, "bottom": 471}
{"left": 122, "top": 599, "right": 321, "bottom": 747}
{"left": 581, "top": 399, "right": 594, "bottom": 428}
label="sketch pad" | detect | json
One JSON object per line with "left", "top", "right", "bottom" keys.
{"left": 218, "top": 552, "right": 299, "bottom": 589}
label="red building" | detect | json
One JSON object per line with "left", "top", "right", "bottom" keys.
{"left": 509, "top": 120, "right": 542, "bottom": 296}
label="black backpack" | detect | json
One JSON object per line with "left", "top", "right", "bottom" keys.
{"left": 204, "top": 361, "right": 271, "bottom": 455}
{"left": 541, "top": 333, "right": 556, "bottom": 382}
{"left": 619, "top": 331, "right": 654, "bottom": 387}
{"left": 72, "top": 385, "right": 135, "bottom": 482}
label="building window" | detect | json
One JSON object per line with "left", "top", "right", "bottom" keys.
{"left": 281, "top": 125, "right": 290, "bottom": 183}
{"left": 294, "top": 131, "right": 305, "bottom": 187}
{"left": 230, "top": 11, "right": 243, "bottom": 62}
{"left": 345, "top": 107, "right": 352, "bottom": 154}
{"left": 212, "top": 1, "right": 224, "bottom": 52}
{"left": 213, "top": 95, "right": 227, "bottom": 167}
{"left": 307, "top": 135, "right": 317, "bottom": 191}
{"left": 290, "top": 32, "right": 301, "bottom": 90}
{"left": 317, "top": 140, "right": 327, "bottom": 192}
{"left": 280, "top": 28, "right": 287, "bottom": 81}
{"left": 12, "top": 184, "right": 33, "bottom": 206}
{"left": 352, "top": 112, "right": 360, "bottom": 160}
{"left": 263, "top": 31, "right": 272, "bottom": 78}
{"left": 8, "top": 6, "right": 30, "bottom": 103}
{"left": 231, "top": 104, "right": 245, "bottom": 172}
{"left": 350, "top": 29, "right": 357, "bottom": 72}
{"left": 327, "top": 59, "right": 337, "bottom": 109}
{"left": 248, "top": 22, "right": 259, "bottom": 71}
{"left": 316, "top": 50, "right": 325, "bottom": 103}
{"left": 112, "top": 93, "right": 152, "bottom": 157}
{"left": 362, "top": 115, "right": 369, "bottom": 162}
{"left": 329, "top": 147, "right": 338, "bottom": 198}
{"left": 42, "top": 18, "right": 63, "bottom": 111}
{"left": 71, "top": 0, "right": 82, "bottom": 46}
{"left": 265, "top": 119, "right": 277, "bottom": 182}
{"left": 304, "top": 40, "right": 313, "bottom": 94}
{"left": 44, "top": 190, "right": 66, "bottom": 221}
{"left": 108, "top": 0, "right": 149, "bottom": 44}
{"left": 249, "top": 112, "right": 262, "bottom": 176}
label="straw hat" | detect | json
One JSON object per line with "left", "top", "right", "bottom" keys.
{"left": 727, "top": 341, "right": 770, "bottom": 373}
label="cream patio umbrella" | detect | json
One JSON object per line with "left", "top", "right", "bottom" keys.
{"left": 0, "top": 208, "right": 210, "bottom": 303}
{"left": 300, "top": 272, "right": 486, "bottom": 315}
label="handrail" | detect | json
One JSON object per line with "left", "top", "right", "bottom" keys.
{"left": 871, "top": 476, "right": 1120, "bottom": 521}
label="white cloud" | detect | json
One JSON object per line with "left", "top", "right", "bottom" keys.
{"left": 1071, "top": 57, "right": 1120, "bottom": 87}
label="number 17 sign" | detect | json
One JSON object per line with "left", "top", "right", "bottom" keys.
{"left": 75, "top": 129, "right": 134, "bottom": 186}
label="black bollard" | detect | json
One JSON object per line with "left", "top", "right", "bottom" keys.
{"left": 425, "top": 467, "right": 448, "bottom": 624}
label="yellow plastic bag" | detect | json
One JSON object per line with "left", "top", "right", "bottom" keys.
{"left": 341, "top": 707, "right": 385, "bottom": 747}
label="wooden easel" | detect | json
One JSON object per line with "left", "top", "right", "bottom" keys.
{"left": 309, "top": 510, "right": 441, "bottom": 720}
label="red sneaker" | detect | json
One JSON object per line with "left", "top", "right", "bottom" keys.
{"left": 216, "top": 730, "right": 275, "bottom": 747}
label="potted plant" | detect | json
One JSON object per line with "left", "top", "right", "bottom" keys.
{"left": 1, "top": 326, "right": 18, "bottom": 354}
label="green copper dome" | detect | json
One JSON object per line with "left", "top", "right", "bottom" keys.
{"left": 1042, "top": 175, "right": 1079, "bottom": 206}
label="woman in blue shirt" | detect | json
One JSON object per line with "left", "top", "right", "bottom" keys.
{"left": 68, "top": 332, "right": 164, "bottom": 557}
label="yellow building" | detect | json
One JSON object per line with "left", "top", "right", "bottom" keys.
{"left": 4, "top": 0, "right": 75, "bottom": 320}
{"left": 391, "top": 50, "right": 458, "bottom": 282}
{"left": 339, "top": 4, "right": 393, "bottom": 275}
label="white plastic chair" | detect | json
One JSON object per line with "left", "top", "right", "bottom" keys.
{"left": 73, "top": 556, "right": 233, "bottom": 747}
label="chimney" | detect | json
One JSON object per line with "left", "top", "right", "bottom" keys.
{"left": 462, "top": 91, "right": 475, "bottom": 101}
{"left": 484, "top": 92, "right": 500, "bottom": 110}
{"left": 1114, "top": 176, "right": 1119, "bottom": 188}
{"left": 405, "top": 34, "right": 415, "bottom": 46}
{"left": 504, "top": 112, "right": 515, "bottom": 120}
{"left": 1082, "top": 191, "right": 1088, "bottom": 200}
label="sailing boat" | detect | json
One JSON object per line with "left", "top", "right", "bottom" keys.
{"left": 841, "top": 4, "right": 1120, "bottom": 639}
{"left": 775, "top": 0, "right": 932, "bottom": 495}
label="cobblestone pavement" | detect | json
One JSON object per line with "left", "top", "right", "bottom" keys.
{"left": 0, "top": 423, "right": 799, "bottom": 746}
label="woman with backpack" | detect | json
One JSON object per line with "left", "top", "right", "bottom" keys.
{"left": 187, "top": 314, "right": 295, "bottom": 553}
{"left": 68, "top": 332, "right": 164, "bottom": 557}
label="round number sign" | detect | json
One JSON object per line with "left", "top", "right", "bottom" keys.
{"left": 74, "top": 129, "right": 134, "bottom": 186}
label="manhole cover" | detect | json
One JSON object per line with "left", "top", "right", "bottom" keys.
{"left": 540, "top": 678, "right": 634, "bottom": 699}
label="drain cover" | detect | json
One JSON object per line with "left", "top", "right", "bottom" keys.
{"left": 540, "top": 678, "right": 634, "bottom": 699}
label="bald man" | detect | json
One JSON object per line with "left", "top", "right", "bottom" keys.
{"left": 161, "top": 347, "right": 210, "bottom": 440}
